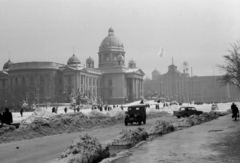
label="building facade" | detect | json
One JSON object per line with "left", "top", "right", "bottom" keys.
{"left": 0, "top": 28, "right": 145, "bottom": 106}
{"left": 144, "top": 64, "right": 240, "bottom": 103}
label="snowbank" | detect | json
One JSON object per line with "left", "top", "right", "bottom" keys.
{"left": 110, "top": 127, "right": 148, "bottom": 147}
{"left": 148, "top": 120, "right": 174, "bottom": 135}
{"left": 52, "top": 134, "right": 109, "bottom": 163}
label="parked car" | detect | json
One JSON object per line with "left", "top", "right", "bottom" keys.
{"left": 173, "top": 106, "right": 203, "bottom": 118}
{"left": 124, "top": 104, "right": 146, "bottom": 126}
{"left": 211, "top": 104, "right": 218, "bottom": 110}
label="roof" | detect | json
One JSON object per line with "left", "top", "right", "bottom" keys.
{"left": 99, "top": 28, "right": 124, "bottom": 52}
{"left": 3, "top": 59, "right": 13, "bottom": 70}
{"left": 125, "top": 68, "right": 145, "bottom": 75}
{"left": 67, "top": 54, "right": 81, "bottom": 65}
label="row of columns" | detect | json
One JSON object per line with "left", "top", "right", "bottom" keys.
{"left": 131, "top": 78, "right": 143, "bottom": 99}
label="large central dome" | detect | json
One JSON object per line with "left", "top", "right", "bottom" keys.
{"left": 99, "top": 28, "right": 124, "bottom": 52}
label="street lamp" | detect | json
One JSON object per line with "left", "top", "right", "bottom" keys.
{"left": 37, "top": 88, "right": 39, "bottom": 108}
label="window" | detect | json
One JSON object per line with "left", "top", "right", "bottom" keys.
{"left": 15, "top": 78, "right": 18, "bottom": 85}
{"left": 89, "top": 77, "right": 91, "bottom": 86}
{"left": 40, "top": 76, "right": 44, "bottom": 85}
{"left": 108, "top": 79, "right": 112, "bottom": 87}
{"left": 67, "top": 76, "right": 72, "bottom": 85}
{"left": 22, "top": 77, "right": 26, "bottom": 86}
{"left": 2, "top": 80, "right": 6, "bottom": 88}
{"left": 30, "top": 76, "right": 34, "bottom": 86}
{"left": 59, "top": 77, "right": 62, "bottom": 84}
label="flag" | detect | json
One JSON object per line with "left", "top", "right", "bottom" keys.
{"left": 158, "top": 47, "right": 164, "bottom": 59}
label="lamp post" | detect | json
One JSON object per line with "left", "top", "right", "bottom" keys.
{"left": 37, "top": 88, "right": 39, "bottom": 108}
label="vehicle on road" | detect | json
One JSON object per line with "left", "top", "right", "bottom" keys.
{"left": 211, "top": 104, "right": 218, "bottom": 110}
{"left": 124, "top": 104, "right": 146, "bottom": 126}
{"left": 173, "top": 106, "right": 203, "bottom": 118}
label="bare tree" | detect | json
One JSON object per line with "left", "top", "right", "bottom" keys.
{"left": 218, "top": 40, "right": 240, "bottom": 88}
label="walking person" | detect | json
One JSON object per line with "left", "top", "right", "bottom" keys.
{"left": 2, "top": 108, "right": 13, "bottom": 125}
{"left": 64, "top": 107, "right": 67, "bottom": 113}
{"left": 231, "top": 103, "right": 239, "bottom": 121}
{"left": 20, "top": 108, "right": 23, "bottom": 117}
{"left": 0, "top": 112, "right": 2, "bottom": 125}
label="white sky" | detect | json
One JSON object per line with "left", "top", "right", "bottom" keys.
{"left": 0, "top": 0, "right": 239, "bottom": 78}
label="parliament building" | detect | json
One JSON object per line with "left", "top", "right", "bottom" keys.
{"left": 0, "top": 28, "right": 145, "bottom": 106}
{"left": 144, "top": 64, "right": 240, "bottom": 103}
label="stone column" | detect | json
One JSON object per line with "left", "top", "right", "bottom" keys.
{"left": 132, "top": 78, "right": 135, "bottom": 98}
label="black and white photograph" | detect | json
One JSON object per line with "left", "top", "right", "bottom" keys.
{"left": 0, "top": 0, "right": 240, "bottom": 162}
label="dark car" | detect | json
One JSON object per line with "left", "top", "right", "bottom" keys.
{"left": 124, "top": 104, "right": 146, "bottom": 126}
{"left": 173, "top": 106, "right": 203, "bottom": 118}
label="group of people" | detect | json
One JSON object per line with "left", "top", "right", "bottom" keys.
{"left": 0, "top": 108, "right": 13, "bottom": 125}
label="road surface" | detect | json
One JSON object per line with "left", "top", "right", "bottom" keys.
{"left": 0, "top": 116, "right": 174, "bottom": 163}
{"left": 114, "top": 114, "right": 240, "bottom": 163}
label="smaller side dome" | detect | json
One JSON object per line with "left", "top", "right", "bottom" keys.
{"left": 86, "top": 57, "right": 94, "bottom": 68}
{"left": 128, "top": 58, "right": 136, "bottom": 68}
{"left": 67, "top": 54, "right": 81, "bottom": 66}
{"left": 86, "top": 56, "right": 94, "bottom": 63}
{"left": 152, "top": 68, "right": 160, "bottom": 75}
{"left": 108, "top": 27, "right": 114, "bottom": 36}
{"left": 3, "top": 59, "right": 13, "bottom": 70}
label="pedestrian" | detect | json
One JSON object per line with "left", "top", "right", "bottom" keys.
{"left": 20, "top": 108, "right": 23, "bottom": 117}
{"left": 0, "top": 112, "right": 2, "bottom": 125}
{"left": 231, "top": 103, "right": 239, "bottom": 121}
{"left": 52, "top": 107, "right": 55, "bottom": 113}
{"left": 104, "top": 105, "right": 107, "bottom": 111}
{"left": 121, "top": 105, "right": 123, "bottom": 110}
{"left": 64, "top": 107, "right": 67, "bottom": 113}
{"left": 55, "top": 107, "right": 58, "bottom": 113}
{"left": 77, "top": 106, "right": 80, "bottom": 112}
{"left": 2, "top": 108, "right": 13, "bottom": 125}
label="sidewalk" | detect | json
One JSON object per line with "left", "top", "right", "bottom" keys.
{"left": 114, "top": 114, "right": 240, "bottom": 163}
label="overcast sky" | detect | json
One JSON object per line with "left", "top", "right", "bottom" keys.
{"left": 0, "top": 0, "right": 239, "bottom": 78}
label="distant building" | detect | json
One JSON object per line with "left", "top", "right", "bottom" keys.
{"left": 0, "top": 28, "right": 145, "bottom": 106}
{"left": 144, "top": 63, "right": 240, "bottom": 103}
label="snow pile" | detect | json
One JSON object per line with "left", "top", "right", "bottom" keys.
{"left": 147, "top": 110, "right": 171, "bottom": 118}
{"left": 188, "top": 115, "right": 202, "bottom": 125}
{"left": 20, "top": 108, "right": 55, "bottom": 126}
{"left": 111, "top": 127, "right": 148, "bottom": 147}
{"left": 0, "top": 124, "right": 16, "bottom": 136}
{"left": 52, "top": 134, "right": 109, "bottom": 163}
{"left": 148, "top": 120, "right": 174, "bottom": 135}
{"left": 88, "top": 110, "right": 107, "bottom": 119}
{"left": 176, "top": 111, "right": 227, "bottom": 127}
{"left": 177, "top": 117, "right": 193, "bottom": 127}
{"left": 105, "top": 108, "right": 125, "bottom": 120}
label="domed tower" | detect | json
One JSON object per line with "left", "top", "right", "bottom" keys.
{"left": 128, "top": 58, "right": 136, "bottom": 68}
{"left": 3, "top": 59, "right": 13, "bottom": 71}
{"left": 98, "top": 28, "right": 125, "bottom": 68}
{"left": 86, "top": 57, "right": 94, "bottom": 68}
{"left": 67, "top": 54, "right": 81, "bottom": 67}
{"left": 152, "top": 68, "right": 160, "bottom": 80}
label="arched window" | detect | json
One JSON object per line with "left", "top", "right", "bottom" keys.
{"left": 22, "top": 76, "right": 26, "bottom": 86}
{"left": 30, "top": 76, "right": 34, "bottom": 86}
{"left": 40, "top": 76, "right": 45, "bottom": 85}
{"left": 15, "top": 77, "right": 18, "bottom": 85}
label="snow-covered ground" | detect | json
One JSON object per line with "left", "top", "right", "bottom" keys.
{"left": 12, "top": 102, "right": 234, "bottom": 123}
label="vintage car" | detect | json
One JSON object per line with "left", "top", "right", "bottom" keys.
{"left": 124, "top": 104, "right": 147, "bottom": 126}
{"left": 211, "top": 104, "right": 218, "bottom": 110}
{"left": 173, "top": 106, "right": 203, "bottom": 118}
